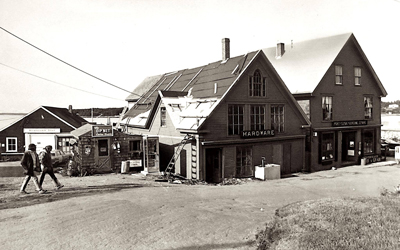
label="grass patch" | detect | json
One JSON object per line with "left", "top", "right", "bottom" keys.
{"left": 256, "top": 195, "right": 400, "bottom": 250}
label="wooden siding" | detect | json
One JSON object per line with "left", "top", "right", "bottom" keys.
{"left": 0, "top": 108, "right": 81, "bottom": 157}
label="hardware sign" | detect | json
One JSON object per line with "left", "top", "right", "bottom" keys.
{"left": 241, "top": 130, "right": 275, "bottom": 139}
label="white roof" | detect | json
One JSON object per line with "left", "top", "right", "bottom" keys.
{"left": 162, "top": 96, "right": 220, "bottom": 130}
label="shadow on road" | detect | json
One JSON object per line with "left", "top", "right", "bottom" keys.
{"left": 0, "top": 183, "right": 144, "bottom": 211}
{"left": 160, "top": 240, "right": 256, "bottom": 250}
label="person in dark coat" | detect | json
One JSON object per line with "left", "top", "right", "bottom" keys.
{"left": 39, "top": 145, "right": 64, "bottom": 190}
{"left": 20, "top": 144, "right": 47, "bottom": 194}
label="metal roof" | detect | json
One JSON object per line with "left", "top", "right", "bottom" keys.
{"left": 262, "top": 33, "right": 387, "bottom": 96}
{"left": 263, "top": 33, "right": 352, "bottom": 94}
{"left": 123, "top": 51, "right": 258, "bottom": 120}
{"left": 125, "top": 74, "right": 164, "bottom": 102}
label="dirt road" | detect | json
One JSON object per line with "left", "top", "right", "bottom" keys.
{"left": 0, "top": 161, "right": 399, "bottom": 250}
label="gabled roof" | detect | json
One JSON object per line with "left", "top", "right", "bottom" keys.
{"left": 43, "top": 106, "right": 87, "bottom": 128}
{"left": 262, "top": 33, "right": 387, "bottom": 96}
{"left": 0, "top": 106, "right": 87, "bottom": 132}
{"left": 123, "top": 51, "right": 258, "bottom": 120}
{"left": 124, "top": 50, "right": 311, "bottom": 130}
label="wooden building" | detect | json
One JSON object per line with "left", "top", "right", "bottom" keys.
{"left": 263, "top": 33, "right": 388, "bottom": 171}
{"left": 0, "top": 106, "right": 87, "bottom": 160}
{"left": 123, "top": 38, "right": 311, "bottom": 182}
{"left": 70, "top": 124, "right": 150, "bottom": 174}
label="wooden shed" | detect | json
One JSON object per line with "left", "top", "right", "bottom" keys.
{"left": 70, "top": 124, "right": 146, "bottom": 174}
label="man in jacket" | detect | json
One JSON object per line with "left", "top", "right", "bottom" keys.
{"left": 20, "top": 143, "right": 47, "bottom": 194}
{"left": 39, "top": 145, "right": 64, "bottom": 190}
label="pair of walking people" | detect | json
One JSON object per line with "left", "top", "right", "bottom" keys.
{"left": 20, "top": 144, "right": 63, "bottom": 194}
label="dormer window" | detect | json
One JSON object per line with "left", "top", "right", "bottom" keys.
{"left": 160, "top": 107, "right": 167, "bottom": 127}
{"left": 249, "top": 70, "right": 266, "bottom": 97}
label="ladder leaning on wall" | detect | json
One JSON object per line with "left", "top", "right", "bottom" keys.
{"left": 164, "top": 134, "right": 194, "bottom": 177}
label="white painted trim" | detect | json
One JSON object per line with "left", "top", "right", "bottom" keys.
{"left": 41, "top": 107, "right": 77, "bottom": 130}
{"left": 5, "top": 137, "right": 17, "bottom": 152}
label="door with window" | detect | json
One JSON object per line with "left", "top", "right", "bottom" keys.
{"left": 342, "top": 132, "right": 356, "bottom": 162}
{"left": 95, "top": 138, "right": 111, "bottom": 171}
{"left": 236, "top": 146, "right": 253, "bottom": 177}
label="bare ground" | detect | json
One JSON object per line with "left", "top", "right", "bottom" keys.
{"left": 0, "top": 161, "right": 399, "bottom": 250}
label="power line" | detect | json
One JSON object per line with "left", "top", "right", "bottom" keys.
{"left": 0, "top": 62, "right": 125, "bottom": 101}
{"left": 0, "top": 26, "right": 142, "bottom": 98}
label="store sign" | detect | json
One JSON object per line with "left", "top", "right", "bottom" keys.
{"left": 241, "top": 130, "right": 275, "bottom": 139}
{"left": 92, "top": 125, "right": 113, "bottom": 137}
{"left": 24, "top": 128, "right": 61, "bottom": 133}
{"left": 332, "top": 120, "right": 367, "bottom": 127}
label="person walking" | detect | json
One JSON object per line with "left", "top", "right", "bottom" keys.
{"left": 20, "top": 144, "right": 47, "bottom": 194}
{"left": 39, "top": 145, "right": 64, "bottom": 190}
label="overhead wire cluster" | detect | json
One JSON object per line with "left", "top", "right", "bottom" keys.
{"left": 0, "top": 26, "right": 143, "bottom": 100}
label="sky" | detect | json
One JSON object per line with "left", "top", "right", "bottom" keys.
{"left": 1, "top": 0, "right": 399, "bottom": 113}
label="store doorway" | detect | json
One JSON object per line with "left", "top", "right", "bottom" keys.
{"left": 95, "top": 138, "right": 111, "bottom": 171}
{"left": 342, "top": 132, "right": 356, "bottom": 163}
{"left": 205, "top": 148, "right": 222, "bottom": 183}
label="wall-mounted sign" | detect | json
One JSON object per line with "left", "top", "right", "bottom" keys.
{"left": 24, "top": 128, "right": 61, "bottom": 133}
{"left": 241, "top": 130, "right": 275, "bottom": 139}
{"left": 84, "top": 145, "right": 91, "bottom": 155}
{"left": 332, "top": 120, "right": 367, "bottom": 127}
{"left": 92, "top": 125, "right": 113, "bottom": 137}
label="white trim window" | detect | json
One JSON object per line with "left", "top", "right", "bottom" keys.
{"left": 335, "top": 65, "right": 343, "bottom": 85}
{"left": 228, "top": 104, "right": 244, "bottom": 135}
{"left": 249, "top": 70, "right": 267, "bottom": 97}
{"left": 250, "top": 105, "right": 265, "bottom": 131}
{"left": 271, "top": 105, "right": 285, "bottom": 133}
{"left": 6, "top": 137, "right": 17, "bottom": 152}
{"left": 160, "top": 107, "right": 167, "bottom": 127}
{"left": 364, "top": 96, "right": 373, "bottom": 120}
{"left": 322, "top": 96, "right": 333, "bottom": 121}
{"left": 354, "top": 67, "right": 362, "bottom": 86}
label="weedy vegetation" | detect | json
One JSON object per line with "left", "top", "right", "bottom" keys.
{"left": 256, "top": 186, "right": 400, "bottom": 250}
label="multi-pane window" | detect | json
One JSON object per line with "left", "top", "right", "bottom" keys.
{"left": 322, "top": 96, "right": 333, "bottom": 121}
{"left": 6, "top": 137, "right": 17, "bottom": 152}
{"left": 363, "top": 130, "right": 374, "bottom": 154}
{"left": 160, "top": 107, "right": 167, "bottom": 127}
{"left": 271, "top": 105, "right": 284, "bottom": 133}
{"left": 129, "top": 140, "right": 141, "bottom": 151}
{"left": 321, "top": 132, "right": 334, "bottom": 161}
{"left": 249, "top": 70, "right": 266, "bottom": 97}
{"left": 98, "top": 139, "right": 109, "bottom": 156}
{"left": 228, "top": 105, "right": 244, "bottom": 135}
{"left": 250, "top": 105, "right": 265, "bottom": 130}
{"left": 58, "top": 137, "right": 71, "bottom": 153}
{"left": 335, "top": 65, "right": 343, "bottom": 85}
{"left": 364, "top": 96, "right": 373, "bottom": 120}
{"left": 236, "top": 146, "right": 252, "bottom": 177}
{"left": 354, "top": 67, "right": 362, "bottom": 86}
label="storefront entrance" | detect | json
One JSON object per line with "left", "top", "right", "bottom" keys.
{"left": 342, "top": 131, "right": 356, "bottom": 163}
{"left": 206, "top": 148, "right": 222, "bottom": 183}
{"left": 95, "top": 138, "right": 111, "bottom": 171}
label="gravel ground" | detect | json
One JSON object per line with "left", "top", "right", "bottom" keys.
{"left": 0, "top": 160, "right": 399, "bottom": 250}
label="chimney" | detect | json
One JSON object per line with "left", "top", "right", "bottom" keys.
{"left": 276, "top": 43, "right": 285, "bottom": 58}
{"left": 68, "top": 105, "right": 73, "bottom": 114}
{"left": 222, "top": 38, "right": 230, "bottom": 61}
